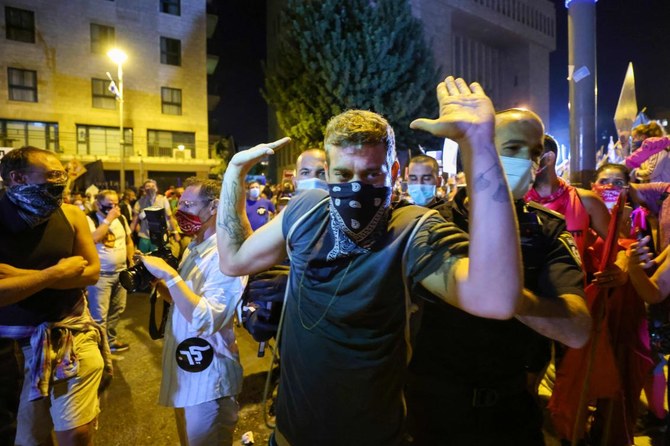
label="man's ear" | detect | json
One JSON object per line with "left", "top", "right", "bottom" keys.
{"left": 391, "top": 160, "right": 400, "bottom": 183}
{"left": 544, "top": 151, "right": 557, "bottom": 166}
{"left": 8, "top": 170, "right": 25, "bottom": 185}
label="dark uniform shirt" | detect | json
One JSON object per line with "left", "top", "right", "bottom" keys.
{"left": 407, "top": 196, "right": 584, "bottom": 446}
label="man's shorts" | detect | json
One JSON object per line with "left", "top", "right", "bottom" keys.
{"left": 15, "top": 329, "right": 104, "bottom": 443}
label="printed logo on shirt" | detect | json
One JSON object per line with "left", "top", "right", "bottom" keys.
{"left": 257, "top": 207, "right": 267, "bottom": 215}
{"left": 558, "top": 231, "right": 582, "bottom": 268}
{"left": 175, "top": 337, "right": 214, "bottom": 372}
{"left": 103, "top": 231, "right": 117, "bottom": 249}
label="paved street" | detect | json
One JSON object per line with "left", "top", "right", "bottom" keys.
{"left": 93, "top": 292, "right": 664, "bottom": 446}
{"left": 95, "top": 292, "right": 274, "bottom": 445}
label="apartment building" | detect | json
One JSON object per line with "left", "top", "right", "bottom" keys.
{"left": 0, "top": 0, "right": 215, "bottom": 190}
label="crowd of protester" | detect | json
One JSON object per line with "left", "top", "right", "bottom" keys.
{"left": 2, "top": 75, "right": 670, "bottom": 446}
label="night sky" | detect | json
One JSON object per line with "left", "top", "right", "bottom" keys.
{"left": 549, "top": 0, "right": 670, "bottom": 147}
{"left": 210, "top": 1, "right": 670, "bottom": 151}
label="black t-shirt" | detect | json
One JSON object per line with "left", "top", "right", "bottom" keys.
{"left": 277, "top": 189, "right": 465, "bottom": 446}
{"left": 409, "top": 199, "right": 584, "bottom": 385}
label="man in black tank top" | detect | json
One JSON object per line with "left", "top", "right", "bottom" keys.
{"left": 0, "top": 146, "right": 103, "bottom": 446}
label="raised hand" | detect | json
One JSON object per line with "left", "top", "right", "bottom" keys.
{"left": 106, "top": 205, "right": 121, "bottom": 222}
{"left": 228, "top": 137, "right": 292, "bottom": 174}
{"left": 410, "top": 76, "right": 495, "bottom": 142}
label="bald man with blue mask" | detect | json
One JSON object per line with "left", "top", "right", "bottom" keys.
{"left": 293, "top": 149, "right": 328, "bottom": 192}
{"left": 407, "top": 155, "right": 443, "bottom": 206}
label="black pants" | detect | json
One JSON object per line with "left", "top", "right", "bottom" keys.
{"left": 406, "top": 380, "right": 545, "bottom": 446}
{"left": 0, "top": 339, "right": 21, "bottom": 446}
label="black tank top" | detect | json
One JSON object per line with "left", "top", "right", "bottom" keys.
{"left": 0, "top": 197, "right": 85, "bottom": 326}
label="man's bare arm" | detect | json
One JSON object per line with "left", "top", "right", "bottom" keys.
{"left": 0, "top": 258, "right": 88, "bottom": 306}
{"left": 217, "top": 138, "right": 291, "bottom": 276}
{"left": 412, "top": 77, "right": 522, "bottom": 319}
{"left": 515, "top": 290, "right": 591, "bottom": 348}
{"left": 49, "top": 204, "right": 100, "bottom": 289}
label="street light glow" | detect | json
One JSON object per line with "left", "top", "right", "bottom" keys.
{"left": 107, "top": 47, "right": 127, "bottom": 189}
{"left": 107, "top": 48, "right": 127, "bottom": 65}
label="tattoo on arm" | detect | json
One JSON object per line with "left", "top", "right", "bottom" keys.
{"left": 472, "top": 163, "right": 510, "bottom": 203}
{"left": 217, "top": 180, "right": 250, "bottom": 248}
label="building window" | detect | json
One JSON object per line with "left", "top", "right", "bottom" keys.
{"left": 77, "top": 125, "right": 132, "bottom": 157}
{"left": 8, "top": 68, "right": 37, "bottom": 102}
{"left": 0, "top": 120, "right": 58, "bottom": 151}
{"left": 90, "top": 23, "right": 115, "bottom": 54}
{"left": 5, "top": 7, "right": 35, "bottom": 43}
{"left": 160, "top": 37, "right": 181, "bottom": 66}
{"left": 147, "top": 130, "right": 194, "bottom": 158}
{"left": 161, "top": 87, "right": 182, "bottom": 115}
{"left": 160, "top": 0, "right": 180, "bottom": 16}
{"left": 92, "top": 78, "right": 117, "bottom": 109}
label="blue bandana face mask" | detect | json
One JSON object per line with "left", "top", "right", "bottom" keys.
{"left": 327, "top": 181, "right": 391, "bottom": 260}
{"left": 6, "top": 182, "right": 66, "bottom": 227}
{"left": 407, "top": 184, "right": 436, "bottom": 206}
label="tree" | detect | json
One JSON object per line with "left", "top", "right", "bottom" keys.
{"left": 263, "top": 0, "right": 439, "bottom": 152}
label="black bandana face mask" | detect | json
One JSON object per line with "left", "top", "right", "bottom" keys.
{"left": 327, "top": 181, "right": 391, "bottom": 259}
{"left": 6, "top": 182, "right": 66, "bottom": 228}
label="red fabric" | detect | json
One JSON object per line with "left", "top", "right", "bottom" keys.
{"left": 548, "top": 194, "right": 653, "bottom": 443}
{"left": 526, "top": 181, "right": 590, "bottom": 260}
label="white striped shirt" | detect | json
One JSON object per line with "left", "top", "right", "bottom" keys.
{"left": 158, "top": 233, "right": 247, "bottom": 408}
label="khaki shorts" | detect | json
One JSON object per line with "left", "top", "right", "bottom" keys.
{"left": 16, "top": 329, "right": 104, "bottom": 444}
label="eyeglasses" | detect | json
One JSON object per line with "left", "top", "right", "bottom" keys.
{"left": 18, "top": 169, "right": 68, "bottom": 183}
{"left": 178, "top": 199, "right": 212, "bottom": 209}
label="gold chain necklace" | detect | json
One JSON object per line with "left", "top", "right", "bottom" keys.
{"left": 297, "top": 259, "right": 354, "bottom": 330}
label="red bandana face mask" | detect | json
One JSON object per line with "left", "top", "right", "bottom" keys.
{"left": 592, "top": 184, "right": 623, "bottom": 212}
{"left": 175, "top": 209, "right": 203, "bottom": 236}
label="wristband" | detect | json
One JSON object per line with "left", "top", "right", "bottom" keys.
{"left": 102, "top": 219, "right": 111, "bottom": 225}
{"left": 166, "top": 275, "right": 183, "bottom": 288}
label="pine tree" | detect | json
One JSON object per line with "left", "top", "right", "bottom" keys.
{"left": 264, "top": 0, "right": 439, "bottom": 151}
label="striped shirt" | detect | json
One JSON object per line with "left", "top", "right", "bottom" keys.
{"left": 158, "top": 233, "right": 247, "bottom": 408}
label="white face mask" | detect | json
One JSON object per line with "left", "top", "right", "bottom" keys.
{"left": 500, "top": 156, "right": 534, "bottom": 200}
{"left": 296, "top": 177, "right": 329, "bottom": 192}
{"left": 407, "top": 184, "right": 436, "bottom": 206}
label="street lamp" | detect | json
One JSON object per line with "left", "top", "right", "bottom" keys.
{"left": 107, "top": 48, "right": 127, "bottom": 190}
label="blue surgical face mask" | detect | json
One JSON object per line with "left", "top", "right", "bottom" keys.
{"left": 407, "top": 184, "right": 436, "bottom": 206}
{"left": 248, "top": 187, "right": 261, "bottom": 199}
{"left": 296, "top": 177, "right": 329, "bottom": 192}
{"left": 500, "top": 156, "right": 534, "bottom": 200}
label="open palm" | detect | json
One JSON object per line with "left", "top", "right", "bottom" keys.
{"left": 411, "top": 77, "right": 495, "bottom": 141}
{"left": 228, "top": 137, "right": 292, "bottom": 173}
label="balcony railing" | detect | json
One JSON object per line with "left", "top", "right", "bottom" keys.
{"left": 470, "top": 0, "right": 555, "bottom": 38}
